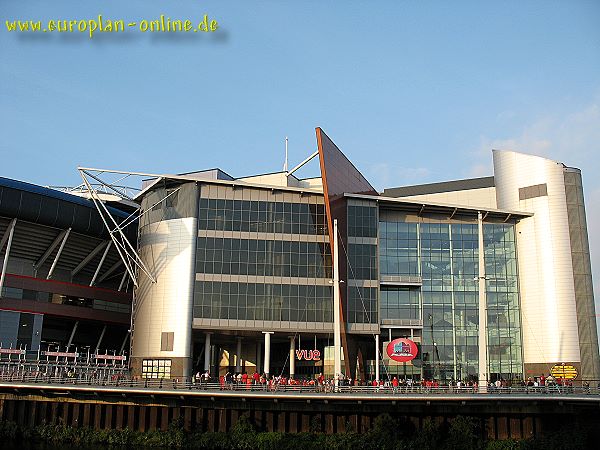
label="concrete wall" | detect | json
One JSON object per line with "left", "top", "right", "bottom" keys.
{"left": 399, "top": 186, "right": 498, "bottom": 210}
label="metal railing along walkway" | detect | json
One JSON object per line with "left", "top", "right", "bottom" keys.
{"left": 1, "top": 373, "right": 598, "bottom": 397}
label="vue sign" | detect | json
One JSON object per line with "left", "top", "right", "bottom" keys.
{"left": 296, "top": 349, "right": 321, "bottom": 361}
{"left": 386, "top": 338, "right": 418, "bottom": 363}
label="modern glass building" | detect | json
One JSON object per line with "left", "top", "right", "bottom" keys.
{"left": 81, "top": 128, "right": 597, "bottom": 384}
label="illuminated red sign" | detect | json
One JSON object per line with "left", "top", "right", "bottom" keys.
{"left": 386, "top": 338, "right": 418, "bottom": 362}
{"left": 295, "top": 349, "right": 321, "bottom": 361}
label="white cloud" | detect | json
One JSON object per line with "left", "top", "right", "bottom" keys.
{"left": 364, "top": 163, "right": 431, "bottom": 191}
{"left": 468, "top": 96, "right": 600, "bottom": 173}
{"left": 468, "top": 95, "right": 600, "bottom": 322}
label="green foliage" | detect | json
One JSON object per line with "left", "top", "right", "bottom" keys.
{"left": 356, "top": 414, "right": 417, "bottom": 450}
{"left": 0, "top": 420, "right": 19, "bottom": 440}
{"left": 409, "top": 418, "right": 443, "bottom": 450}
{"left": 0, "top": 414, "right": 595, "bottom": 450}
{"left": 255, "top": 431, "right": 286, "bottom": 450}
{"left": 485, "top": 439, "right": 522, "bottom": 450}
{"left": 190, "top": 431, "right": 231, "bottom": 449}
{"left": 229, "top": 413, "right": 257, "bottom": 449}
{"left": 443, "top": 416, "right": 482, "bottom": 450}
{"left": 309, "top": 415, "right": 322, "bottom": 433}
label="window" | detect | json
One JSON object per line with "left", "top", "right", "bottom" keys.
{"left": 518, "top": 183, "right": 548, "bottom": 200}
{"left": 166, "top": 189, "right": 179, "bottom": 208}
{"left": 141, "top": 359, "right": 172, "bottom": 379}
{"left": 160, "top": 332, "right": 174, "bottom": 351}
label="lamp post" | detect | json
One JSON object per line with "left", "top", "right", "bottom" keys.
{"left": 477, "top": 211, "right": 488, "bottom": 393}
{"left": 333, "top": 219, "right": 342, "bottom": 387}
{"left": 428, "top": 313, "right": 435, "bottom": 380}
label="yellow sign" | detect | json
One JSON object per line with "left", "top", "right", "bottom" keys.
{"left": 550, "top": 364, "right": 578, "bottom": 380}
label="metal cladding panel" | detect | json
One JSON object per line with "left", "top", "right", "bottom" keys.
{"left": 0, "top": 177, "right": 130, "bottom": 238}
{"left": 316, "top": 128, "right": 377, "bottom": 202}
{"left": 0, "top": 310, "right": 20, "bottom": 347}
{"left": 133, "top": 217, "right": 197, "bottom": 367}
{"left": 563, "top": 169, "right": 600, "bottom": 381}
{"left": 493, "top": 150, "right": 581, "bottom": 365}
{"left": 315, "top": 127, "right": 378, "bottom": 375}
{"left": 0, "top": 297, "right": 129, "bottom": 325}
{"left": 4, "top": 274, "right": 131, "bottom": 304}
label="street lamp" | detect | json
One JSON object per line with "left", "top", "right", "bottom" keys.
{"left": 428, "top": 313, "right": 435, "bottom": 380}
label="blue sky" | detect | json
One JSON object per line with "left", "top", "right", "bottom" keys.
{"left": 2, "top": 1, "right": 600, "bottom": 300}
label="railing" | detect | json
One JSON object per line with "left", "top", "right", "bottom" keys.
{"left": 1, "top": 373, "right": 599, "bottom": 396}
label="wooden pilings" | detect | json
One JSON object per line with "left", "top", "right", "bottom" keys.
{"left": 0, "top": 394, "right": 595, "bottom": 440}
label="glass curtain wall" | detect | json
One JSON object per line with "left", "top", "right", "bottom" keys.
{"left": 379, "top": 217, "right": 523, "bottom": 382}
{"left": 346, "top": 201, "right": 378, "bottom": 324}
{"left": 194, "top": 190, "right": 333, "bottom": 325}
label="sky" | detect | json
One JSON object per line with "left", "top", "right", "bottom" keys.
{"left": 2, "top": 1, "right": 600, "bottom": 309}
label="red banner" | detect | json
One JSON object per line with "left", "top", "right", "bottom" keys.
{"left": 0, "top": 348, "right": 25, "bottom": 355}
{"left": 95, "top": 354, "right": 127, "bottom": 361}
{"left": 42, "top": 351, "right": 79, "bottom": 358}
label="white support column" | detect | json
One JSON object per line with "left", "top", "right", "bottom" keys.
{"left": 67, "top": 321, "right": 79, "bottom": 348}
{"left": 375, "top": 334, "right": 380, "bottom": 383}
{"left": 0, "top": 218, "right": 17, "bottom": 292}
{"left": 477, "top": 211, "right": 488, "bottom": 393}
{"left": 90, "top": 241, "right": 112, "bottom": 286}
{"left": 96, "top": 325, "right": 107, "bottom": 352}
{"left": 333, "top": 219, "right": 342, "bottom": 386}
{"left": 236, "top": 337, "right": 243, "bottom": 374}
{"left": 118, "top": 271, "right": 128, "bottom": 291}
{"left": 289, "top": 336, "right": 296, "bottom": 379}
{"left": 263, "top": 332, "right": 273, "bottom": 377}
{"left": 257, "top": 342, "right": 262, "bottom": 374}
{"left": 204, "top": 332, "right": 212, "bottom": 373}
{"left": 119, "top": 331, "right": 129, "bottom": 354}
{"left": 96, "top": 260, "right": 123, "bottom": 285}
{"left": 47, "top": 228, "right": 71, "bottom": 280}
{"left": 33, "top": 229, "right": 67, "bottom": 275}
{"left": 71, "top": 240, "right": 109, "bottom": 278}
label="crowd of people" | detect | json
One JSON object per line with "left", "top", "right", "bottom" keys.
{"left": 2, "top": 364, "right": 589, "bottom": 394}
{"left": 190, "top": 370, "right": 488, "bottom": 393}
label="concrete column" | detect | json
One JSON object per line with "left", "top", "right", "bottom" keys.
{"left": 204, "top": 332, "right": 212, "bottom": 373}
{"left": 263, "top": 332, "right": 273, "bottom": 377}
{"left": 257, "top": 341, "right": 262, "bottom": 374}
{"left": 236, "top": 337, "right": 243, "bottom": 374}
{"left": 375, "top": 334, "right": 380, "bottom": 382}
{"left": 289, "top": 336, "right": 296, "bottom": 378}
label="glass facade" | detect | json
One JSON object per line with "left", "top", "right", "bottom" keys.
{"left": 198, "top": 198, "right": 327, "bottom": 235}
{"left": 380, "top": 286, "right": 420, "bottom": 321}
{"left": 484, "top": 224, "right": 521, "bottom": 380}
{"left": 196, "top": 237, "right": 331, "bottom": 278}
{"left": 194, "top": 190, "right": 333, "bottom": 325}
{"left": 378, "top": 217, "right": 523, "bottom": 382}
{"left": 346, "top": 201, "right": 378, "bottom": 324}
{"left": 194, "top": 281, "right": 333, "bottom": 322}
{"left": 347, "top": 287, "right": 378, "bottom": 324}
